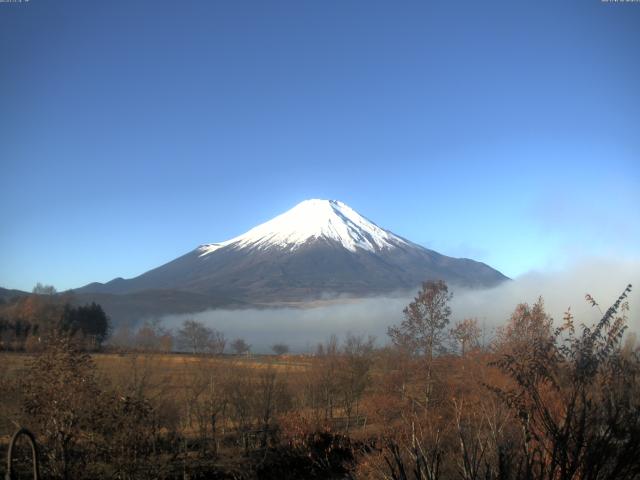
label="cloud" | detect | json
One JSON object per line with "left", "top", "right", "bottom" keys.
{"left": 162, "top": 257, "right": 639, "bottom": 353}
{"left": 451, "top": 256, "right": 640, "bottom": 334}
{"left": 162, "top": 296, "right": 410, "bottom": 353}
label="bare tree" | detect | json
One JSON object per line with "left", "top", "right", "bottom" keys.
{"left": 184, "top": 359, "right": 229, "bottom": 456}
{"left": 311, "top": 334, "right": 340, "bottom": 423}
{"left": 450, "top": 318, "right": 481, "bottom": 356}
{"left": 208, "top": 329, "right": 226, "bottom": 355}
{"left": 134, "top": 318, "right": 174, "bottom": 352}
{"left": 254, "top": 367, "right": 291, "bottom": 447}
{"left": 225, "top": 366, "right": 253, "bottom": 453}
{"left": 110, "top": 321, "right": 134, "bottom": 350}
{"left": 32, "top": 282, "right": 57, "bottom": 295}
{"left": 231, "top": 337, "right": 250, "bottom": 355}
{"left": 339, "top": 333, "right": 375, "bottom": 432}
{"left": 177, "top": 319, "right": 224, "bottom": 355}
{"left": 135, "top": 322, "right": 160, "bottom": 352}
{"left": 387, "top": 280, "right": 452, "bottom": 407}
{"left": 271, "top": 342, "right": 289, "bottom": 355}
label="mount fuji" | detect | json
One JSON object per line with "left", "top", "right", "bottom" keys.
{"left": 76, "top": 199, "right": 508, "bottom": 319}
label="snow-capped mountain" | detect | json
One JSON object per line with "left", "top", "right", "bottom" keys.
{"left": 198, "top": 199, "right": 410, "bottom": 255}
{"left": 77, "top": 199, "right": 508, "bottom": 310}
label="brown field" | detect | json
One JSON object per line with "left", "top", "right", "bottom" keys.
{"left": 0, "top": 348, "right": 495, "bottom": 444}
{"left": 0, "top": 351, "right": 313, "bottom": 436}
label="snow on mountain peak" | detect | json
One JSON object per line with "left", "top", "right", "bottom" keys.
{"left": 198, "top": 199, "right": 409, "bottom": 256}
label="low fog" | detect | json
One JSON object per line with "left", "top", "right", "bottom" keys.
{"left": 162, "top": 257, "right": 639, "bottom": 353}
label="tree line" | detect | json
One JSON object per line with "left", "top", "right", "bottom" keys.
{"left": 111, "top": 317, "right": 288, "bottom": 356}
{"left": 0, "top": 290, "right": 110, "bottom": 351}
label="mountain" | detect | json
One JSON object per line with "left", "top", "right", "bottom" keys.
{"left": 0, "top": 286, "right": 30, "bottom": 303}
{"left": 77, "top": 200, "right": 508, "bottom": 312}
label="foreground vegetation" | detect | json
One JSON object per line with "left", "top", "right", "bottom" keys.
{"left": 0, "top": 283, "right": 638, "bottom": 479}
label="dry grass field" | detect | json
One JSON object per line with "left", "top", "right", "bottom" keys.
{"left": 0, "top": 351, "right": 312, "bottom": 436}
{"left": 1, "top": 287, "right": 638, "bottom": 479}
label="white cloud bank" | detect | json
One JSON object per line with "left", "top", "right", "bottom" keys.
{"left": 163, "top": 257, "right": 639, "bottom": 353}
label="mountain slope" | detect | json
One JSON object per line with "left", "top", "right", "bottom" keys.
{"left": 0, "top": 286, "right": 30, "bottom": 303}
{"left": 77, "top": 199, "right": 508, "bottom": 304}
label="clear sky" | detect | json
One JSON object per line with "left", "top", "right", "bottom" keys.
{"left": 1, "top": 0, "right": 639, "bottom": 292}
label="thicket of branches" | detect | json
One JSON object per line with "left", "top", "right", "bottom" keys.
{"left": 377, "top": 284, "right": 639, "bottom": 480}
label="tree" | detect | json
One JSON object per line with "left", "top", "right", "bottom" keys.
{"left": 339, "top": 333, "right": 375, "bottom": 432}
{"left": 388, "top": 280, "right": 452, "bottom": 407}
{"left": 493, "top": 297, "right": 552, "bottom": 353}
{"left": 92, "top": 392, "right": 158, "bottom": 479}
{"left": 272, "top": 343, "right": 290, "bottom": 355}
{"left": 231, "top": 337, "right": 250, "bottom": 355}
{"left": 184, "top": 359, "right": 230, "bottom": 456}
{"left": 32, "top": 282, "right": 57, "bottom": 295}
{"left": 0, "top": 294, "right": 66, "bottom": 350}
{"left": 59, "top": 302, "right": 111, "bottom": 349}
{"left": 489, "top": 285, "right": 640, "bottom": 480}
{"left": 22, "top": 336, "right": 101, "bottom": 479}
{"left": 20, "top": 333, "right": 170, "bottom": 479}
{"left": 158, "top": 332, "right": 174, "bottom": 353}
{"left": 177, "top": 319, "right": 224, "bottom": 355}
{"left": 450, "top": 318, "right": 481, "bottom": 356}
{"left": 208, "top": 328, "right": 226, "bottom": 355}
{"left": 225, "top": 366, "right": 253, "bottom": 453}
{"left": 309, "top": 334, "right": 341, "bottom": 423}
{"left": 110, "top": 321, "right": 134, "bottom": 350}
{"left": 255, "top": 367, "right": 292, "bottom": 447}
{"left": 133, "top": 318, "right": 174, "bottom": 352}
{"left": 388, "top": 280, "right": 452, "bottom": 359}
{"left": 134, "top": 322, "right": 160, "bottom": 351}
{"left": 178, "top": 319, "right": 208, "bottom": 354}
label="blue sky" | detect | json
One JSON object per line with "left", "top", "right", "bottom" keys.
{"left": 1, "top": 0, "right": 639, "bottom": 292}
